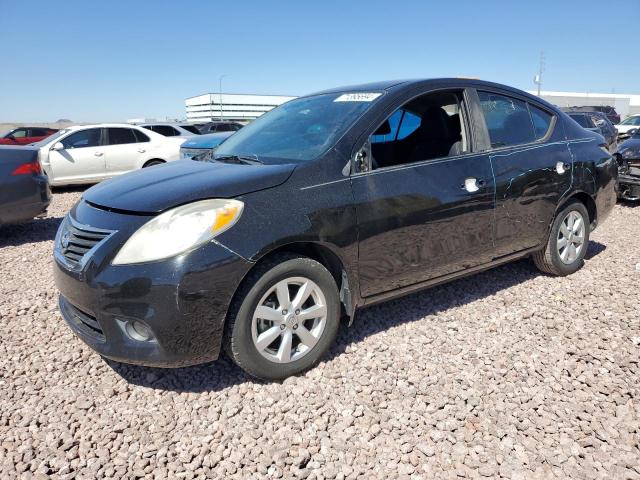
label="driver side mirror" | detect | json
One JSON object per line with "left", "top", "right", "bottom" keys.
{"left": 628, "top": 128, "right": 638, "bottom": 137}
{"left": 51, "top": 142, "right": 64, "bottom": 151}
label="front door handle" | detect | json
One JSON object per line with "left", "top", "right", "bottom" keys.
{"left": 138, "top": 149, "right": 146, "bottom": 153}
{"left": 556, "top": 161, "right": 571, "bottom": 174}
{"left": 462, "top": 177, "right": 485, "bottom": 193}
{"left": 94, "top": 152, "right": 104, "bottom": 157}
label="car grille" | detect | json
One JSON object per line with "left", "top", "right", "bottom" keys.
{"left": 59, "top": 296, "right": 105, "bottom": 342}
{"left": 59, "top": 219, "right": 114, "bottom": 266}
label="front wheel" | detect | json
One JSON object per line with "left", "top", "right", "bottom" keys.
{"left": 224, "top": 254, "right": 340, "bottom": 380}
{"left": 533, "top": 200, "right": 590, "bottom": 276}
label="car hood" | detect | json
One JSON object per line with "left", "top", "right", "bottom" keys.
{"left": 83, "top": 159, "right": 296, "bottom": 214}
{"left": 619, "top": 137, "right": 640, "bottom": 154}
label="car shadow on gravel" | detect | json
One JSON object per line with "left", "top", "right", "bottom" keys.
{"left": 106, "top": 240, "right": 607, "bottom": 392}
{"left": 0, "top": 217, "right": 63, "bottom": 247}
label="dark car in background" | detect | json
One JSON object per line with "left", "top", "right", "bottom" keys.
{"left": 0, "top": 127, "right": 58, "bottom": 146}
{"left": 0, "top": 146, "right": 51, "bottom": 224}
{"left": 53, "top": 79, "right": 617, "bottom": 380}
{"left": 198, "top": 121, "right": 244, "bottom": 134}
{"left": 566, "top": 111, "right": 618, "bottom": 153}
{"left": 562, "top": 105, "right": 621, "bottom": 125}
{"left": 616, "top": 128, "right": 640, "bottom": 200}
{"left": 179, "top": 131, "right": 234, "bottom": 161}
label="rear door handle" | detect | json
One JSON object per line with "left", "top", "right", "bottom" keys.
{"left": 138, "top": 149, "right": 146, "bottom": 153}
{"left": 556, "top": 161, "right": 571, "bottom": 174}
{"left": 462, "top": 177, "right": 485, "bottom": 193}
{"left": 94, "top": 152, "right": 104, "bottom": 157}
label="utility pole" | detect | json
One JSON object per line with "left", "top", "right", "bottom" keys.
{"left": 218, "top": 74, "right": 228, "bottom": 121}
{"left": 533, "top": 51, "right": 545, "bottom": 97}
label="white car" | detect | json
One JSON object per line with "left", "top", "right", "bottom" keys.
{"left": 35, "top": 124, "right": 186, "bottom": 186}
{"left": 616, "top": 115, "right": 640, "bottom": 136}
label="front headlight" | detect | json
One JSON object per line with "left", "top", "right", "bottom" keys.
{"left": 112, "top": 199, "right": 244, "bottom": 265}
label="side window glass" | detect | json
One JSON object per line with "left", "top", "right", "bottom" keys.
{"left": 570, "top": 114, "right": 589, "bottom": 128}
{"left": 133, "top": 129, "right": 150, "bottom": 143}
{"left": 371, "top": 110, "right": 402, "bottom": 143}
{"left": 367, "top": 91, "right": 466, "bottom": 169}
{"left": 529, "top": 104, "right": 553, "bottom": 139}
{"left": 107, "top": 128, "right": 138, "bottom": 145}
{"left": 12, "top": 129, "right": 27, "bottom": 138}
{"left": 478, "top": 91, "right": 535, "bottom": 148}
{"left": 61, "top": 129, "right": 101, "bottom": 149}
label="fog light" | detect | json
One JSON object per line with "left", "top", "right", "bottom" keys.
{"left": 124, "top": 320, "right": 155, "bottom": 342}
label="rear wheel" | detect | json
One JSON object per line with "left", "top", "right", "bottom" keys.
{"left": 533, "top": 200, "right": 590, "bottom": 276}
{"left": 224, "top": 254, "right": 340, "bottom": 380}
{"left": 143, "top": 159, "right": 164, "bottom": 168}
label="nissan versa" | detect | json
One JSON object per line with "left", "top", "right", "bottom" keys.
{"left": 54, "top": 79, "right": 617, "bottom": 380}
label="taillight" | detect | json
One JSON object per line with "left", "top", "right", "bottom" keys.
{"left": 11, "top": 160, "right": 42, "bottom": 176}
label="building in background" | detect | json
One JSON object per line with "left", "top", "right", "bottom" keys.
{"left": 185, "top": 93, "right": 297, "bottom": 124}
{"left": 529, "top": 90, "right": 640, "bottom": 119}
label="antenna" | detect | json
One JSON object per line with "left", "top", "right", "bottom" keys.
{"left": 533, "top": 51, "right": 545, "bottom": 96}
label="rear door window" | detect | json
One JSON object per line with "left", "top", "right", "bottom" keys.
{"left": 107, "top": 128, "right": 138, "bottom": 145}
{"left": 528, "top": 104, "right": 553, "bottom": 139}
{"left": 10, "top": 128, "right": 27, "bottom": 138}
{"left": 152, "top": 125, "right": 179, "bottom": 136}
{"left": 478, "top": 91, "right": 536, "bottom": 148}
{"left": 133, "top": 129, "right": 150, "bottom": 143}
{"left": 181, "top": 125, "right": 201, "bottom": 134}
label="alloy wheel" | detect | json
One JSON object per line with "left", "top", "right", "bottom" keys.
{"left": 557, "top": 210, "right": 586, "bottom": 264}
{"left": 251, "top": 276, "right": 328, "bottom": 363}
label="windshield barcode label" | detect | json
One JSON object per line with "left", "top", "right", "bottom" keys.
{"left": 334, "top": 93, "right": 382, "bottom": 102}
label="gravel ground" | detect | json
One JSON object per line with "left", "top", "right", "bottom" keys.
{"left": 0, "top": 189, "right": 639, "bottom": 480}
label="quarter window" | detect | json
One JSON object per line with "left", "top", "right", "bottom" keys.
{"left": 61, "top": 129, "right": 102, "bottom": 149}
{"left": 107, "top": 128, "right": 138, "bottom": 145}
{"left": 478, "top": 91, "right": 535, "bottom": 147}
{"left": 529, "top": 105, "right": 553, "bottom": 139}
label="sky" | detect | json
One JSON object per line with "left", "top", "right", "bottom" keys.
{"left": 1, "top": 0, "right": 638, "bottom": 122}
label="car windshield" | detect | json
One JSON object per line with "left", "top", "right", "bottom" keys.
{"left": 31, "top": 129, "right": 71, "bottom": 146}
{"left": 214, "top": 92, "right": 383, "bottom": 162}
{"left": 621, "top": 117, "right": 638, "bottom": 125}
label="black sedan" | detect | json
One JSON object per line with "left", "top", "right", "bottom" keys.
{"left": 617, "top": 128, "right": 640, "bottom": 200}
{"left": 0, "top": 146, "right": 51, "bottom": 225}
{"left": 53, "top": 79, "right": 617, "bottom": 380}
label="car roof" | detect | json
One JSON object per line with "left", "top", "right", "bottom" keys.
{"left": 308, "top": 78, "right": 556, "bottom": 107}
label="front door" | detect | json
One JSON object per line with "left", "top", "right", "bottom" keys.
{"left": 475, "top": 90, "right": 574, "bottom": 257}
{"left": 48, "top": 128, "right": 107, "bottom": 184}
{"left": 352, "top": 90, "right": 495, "bottom": 298}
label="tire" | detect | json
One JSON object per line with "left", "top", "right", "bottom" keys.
{"left": 224, "top": 253, "right": 340, "bottom": 381}
{"left": 143, "top": 160, "right": 164, "bottom": 168}
{"left": 533, "top": 200, "right": 590, "bottom": 276}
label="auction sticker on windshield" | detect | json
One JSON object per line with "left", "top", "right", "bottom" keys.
{"left": 334, "top": 93, "right": 382, "bottom": 102}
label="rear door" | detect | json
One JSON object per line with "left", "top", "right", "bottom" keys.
{"left": 104, "top": 127, "right": 149, "bottom": 175}
{"left": 352, "top": 88, "right": 496, "bottom": 298}
{"left": 48, "top": 128, "right": 107, "bottom": 184}
{"left": 474, "top": 90, "right": 573, "bottom": 257}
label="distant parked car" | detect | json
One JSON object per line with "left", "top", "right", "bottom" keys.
{"left": 615, "top": 115, "right": 640, "bottom": 140}
{"left": 0, "top": 146, "right": 51, "bottom": 224}
{"left": 562, "top": 105, "right": 620, "bottom": 125}
{"left": 566, "top": 111, "right": 618, "bottom": 153}
{"left": 34, "top": 124, "right": 186, "bottom": 186}
{"left": 0, "top": 127, "right": 58, "bottom": 146}
{"left": 179, "top": 131, "right": 234, "bottom": 161}
{"left": 141, "top": 123, "right": 201, "bottom": 137}
{"left": 198, "top": 122, "right": 244, "bottom": 134}
{"left": 617, "top": 129, "right": 640, "bottom": 201}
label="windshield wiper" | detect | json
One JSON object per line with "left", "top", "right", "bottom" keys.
{"left": 213, "top": 154, "right": 263, "bottom": 165}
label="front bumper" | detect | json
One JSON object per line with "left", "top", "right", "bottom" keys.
{"left": 54, "top": 201, "right": 253, "bottom": 367}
